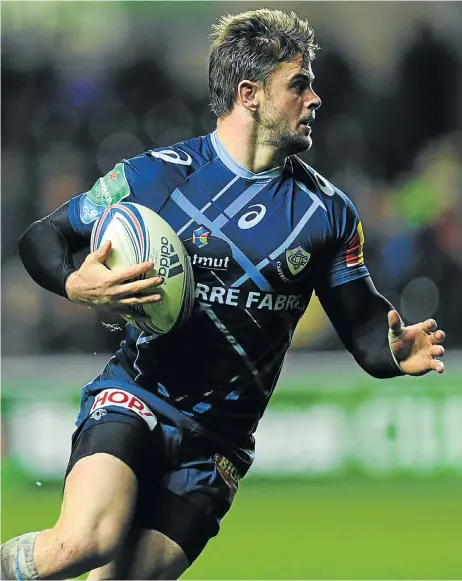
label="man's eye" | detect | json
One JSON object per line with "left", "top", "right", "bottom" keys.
{"left": 292, "top": 83, "right": 308, "bottom": 94}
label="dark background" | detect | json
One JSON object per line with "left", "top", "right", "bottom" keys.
{"left": 2, "top": 1, "right": 462, "bottom": 354}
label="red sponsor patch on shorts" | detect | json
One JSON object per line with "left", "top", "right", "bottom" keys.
{"left": 90, "top": 389, "right": 157, "bottom": 430}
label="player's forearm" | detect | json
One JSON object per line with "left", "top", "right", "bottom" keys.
{"left": 18, "top": 202, "right": 88, "bottom": 299}
{"left": 317, "top": 277, "right": 404, "bottom": 379}
{"left": 347, "top": 304, "right": 403, "bottom": 379}
{"left": 18, "top": 217, "right": 78, "bottom": 298}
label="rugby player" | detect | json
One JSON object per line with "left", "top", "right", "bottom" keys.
{"left": 2, "top": 9, "right": 446, "bottom": 580}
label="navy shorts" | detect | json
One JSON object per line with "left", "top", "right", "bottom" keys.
{"left": 66, "top": 386, "right": 247, "bottom": 563}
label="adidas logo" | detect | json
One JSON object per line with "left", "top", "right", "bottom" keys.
{"left": 159, "top": 236, "right": 184, "bottom": 279}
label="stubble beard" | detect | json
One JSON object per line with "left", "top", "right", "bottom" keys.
{"left": 259, "top": 106, "right": 312, "bottom": 157}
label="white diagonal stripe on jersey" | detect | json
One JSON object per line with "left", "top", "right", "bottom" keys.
{"left": 171, "top": 187, "right": 273, "bottom": 290}
{"left": 212, "top": 181, "right": 268, "bottom": 228}
{"left": 232, "top": 187, "right": 326, "bottom": 288}
{"left": 210, "top": 270, "right": 282, "bottom": 354}
{"left": 199, "top": 301, "right": 267, "bottom": 394}
{"left": 225, "top": 341, "right": 289, "bottom": 401}
{"left": 176, "top": 176, "right": 240, "bottom": 236}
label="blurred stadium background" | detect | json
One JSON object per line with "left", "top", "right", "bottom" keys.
{"left": 2, "top": 2, "right": 462, "bottom": 579}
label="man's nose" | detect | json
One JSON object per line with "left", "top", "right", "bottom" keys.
{"left": 306, "top": 90, "right": 321, "bottom": 110}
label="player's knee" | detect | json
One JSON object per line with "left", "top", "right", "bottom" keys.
{"left": 92, "top": 516, "right": 127, "bottom": 563}
{"left": 55, "top": 518, "right": 125, "bottom": 569}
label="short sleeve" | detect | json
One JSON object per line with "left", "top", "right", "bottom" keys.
{"left": 327, "top": 197, "right": 369, "bottom": 288}
{"left": 68, "top": 162, "right": 131, "bottom": 236}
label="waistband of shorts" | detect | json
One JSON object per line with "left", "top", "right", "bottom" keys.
{"left": 100, "top": 354, "right": 256, "bottom": 466}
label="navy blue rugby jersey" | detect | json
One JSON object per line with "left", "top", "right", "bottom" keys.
{"left": 68, "top": 132, "right": 369, "bottom": 438}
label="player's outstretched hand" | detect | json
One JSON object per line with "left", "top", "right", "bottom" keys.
{"left": 65, "top": 240, "right": 163, "bottom": 317}
{"left": 388, "top": 310, "right": 446, "bottom": 376}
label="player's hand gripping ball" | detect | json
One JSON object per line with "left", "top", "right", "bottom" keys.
{"left": 90, "top": 203, "right": 195, "bottom": 334}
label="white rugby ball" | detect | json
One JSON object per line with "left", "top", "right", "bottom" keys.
{"left": 90, "top": 202, "right": 195, "bottom": 334}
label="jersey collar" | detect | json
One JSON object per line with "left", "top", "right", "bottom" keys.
{"left": 210, "top": 131, "right": 284, "bottom": 181}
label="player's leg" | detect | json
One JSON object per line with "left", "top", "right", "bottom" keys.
{"left": 37, "top": 451, "right": 138, "bottom": 578}
{"left": 88, "top": 529, "right": 189, "bottom": 580}
{"left": 87, "top": 490, "right": 218, "bottom": 580}
{"left": 0, "top": 411, "right": 156, "bottom": 580}
{"left": 87, "top": 448, "right": 241, "bottom": 580}
{"left": 1, "top": 450, "right": 137, "bottom": 580}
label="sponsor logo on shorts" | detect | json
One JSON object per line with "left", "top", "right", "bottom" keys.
{"left": 90, "top": 389, "right": 157, "bottom": 430}
{"left": 214, "top": 453, "right": 240, "bottom": 500}
{"left": 90, "top": 408, "right": 108, "bottom": 421}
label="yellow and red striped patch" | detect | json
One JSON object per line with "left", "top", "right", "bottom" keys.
{"left": 346, "top": 221, "right": 365, "bottom": 267}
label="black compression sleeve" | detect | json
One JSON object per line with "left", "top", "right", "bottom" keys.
{"left": 316, "top": 277, "right": 404, "bottom": 379}
{"left": 18, "top": 201, "right": 90, "bottom": 298}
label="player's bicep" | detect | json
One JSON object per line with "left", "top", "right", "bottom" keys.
{"left": 68, "top": 162, "right": 131, "bottom": 236}
{"left": 46, "top": 200, "right": 89, "bottom": 252}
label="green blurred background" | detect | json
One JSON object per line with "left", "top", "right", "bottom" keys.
{"left": 2, "top": 477, "right": 461, "bottom": 580}
{"left": 2, "top": 352, "right": 461, "bottom": 579}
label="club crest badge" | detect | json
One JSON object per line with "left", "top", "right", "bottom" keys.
{"left": 285, "top": 245, "right": 311, "bottom": 277}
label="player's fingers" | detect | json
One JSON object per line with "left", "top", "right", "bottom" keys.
{"left": 118, "top": 294, "right": 162, "bottom": 307}
{"left": 432, "top": 330, "right": 446, "bottom": 343}
{"left": 91, "top": 240, "right": 112, "bottom": 262}
{"left": 431, "top": 359, "right": 445, "bottom": 374}
{"left": 388, "top": 310, "right": 403, "bottom": 335}
{"left": 422, "top": 318, "right": 438, "bottom": 334}
{"left": 430, "top": 345, "right": 445, "bottom": 358}
{"left": 113, "top": 277, "right": 164, "bottom": 297}
{"left": 111, "top": 262, "right": 155, "bottom": 283}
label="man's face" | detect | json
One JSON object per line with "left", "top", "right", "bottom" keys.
{"left": 257, "top": 55, "right": 321, "bottom": 155}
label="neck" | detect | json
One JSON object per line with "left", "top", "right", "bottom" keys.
{"left": 215, "top": 112, "right": 286, "bottom": 174}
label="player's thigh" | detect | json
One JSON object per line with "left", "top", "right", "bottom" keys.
{"left": 57, "top": 415, "right": 153, "bottom": 551}
{"left": 57, "top": 452, "right": 138, "bottom": 554}
{"left": 88, "top": 485, "right": 221, "bottom": 579}
{"left": 88, "top": 528, "right": 189, "bottom": 581}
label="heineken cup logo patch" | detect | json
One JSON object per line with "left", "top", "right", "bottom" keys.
{"left": 286, "top": 245, "right": 311, "bottom": 277}
{"left": 87, "top": 163, "right": 130, "bottom": 207}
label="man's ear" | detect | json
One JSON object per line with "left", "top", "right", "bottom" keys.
{"left": 237, "top": 80, "right": 260, "bottom": 113}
